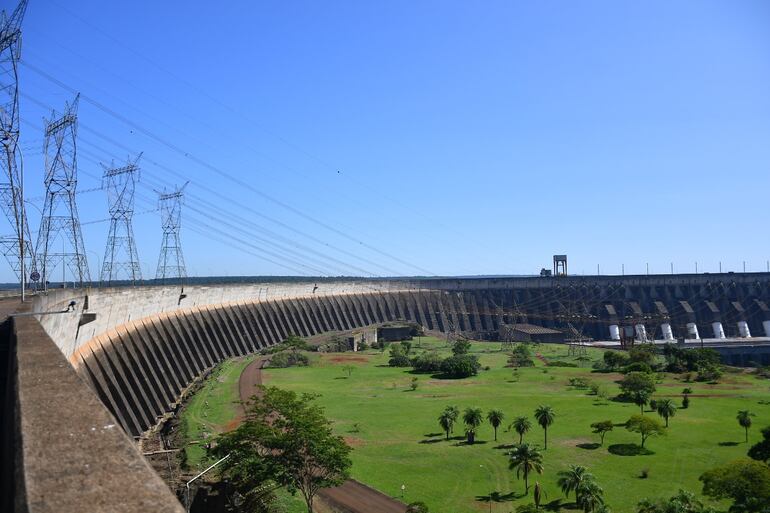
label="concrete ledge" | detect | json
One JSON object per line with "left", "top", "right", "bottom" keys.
{"left": 10, "top": 315, "right": 183, "bottom": 513}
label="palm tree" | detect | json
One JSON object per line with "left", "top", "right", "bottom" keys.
{"left": 445, "top": 405, "right": 460, "bottom": 433}
{"left": 556, "top": 465, "right": 593, "bottom": 499}
{"left": 511, "top": 416, "right": 532, "bottom": 444}
{"left": 508, "top": 443, "right": 544, "bottom": 493}
{"left": 534, "top": 405, "right": 556, "bottom": 449}
{"left": 737, "top": 410, "right": 754, "bottom": 443}
{"left": 575, "top": 479, "right": 604, "bottom": 513}
{"left": 463, "top": 407, "right": 483, "bottom": 444}
{"left": 438, "top": 411, "right": 454, "bottom": 440}
{"left": 656, "top": 399, "right": 676, "bottom": 427}
{"left": 487, "top": 409, "right": 505, "bottom": 441}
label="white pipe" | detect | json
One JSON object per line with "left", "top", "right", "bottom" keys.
{"left": 609, "top": 324, "right": 620, "bottom": 341}
{"left": 661, "top": 323, "right": 674, "bottom": 341}
{"left": 737, "top": 321, "right": 751, "bottom": 338}
{"left": 686, "top": 322, "right": 699, "bottom": 340}
{"left": 634, "top": 324, "right": 647, "bottom": 342}
{"left": 763, "top": 320, "right": 770, "bottom": 338}
{"left": 711, "top": 322, "right": 725, "bottom": 339}
{"left": 186, "top": 454, "right": 231, "bottom": 512}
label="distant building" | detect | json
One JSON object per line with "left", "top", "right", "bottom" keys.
{"left": 377, "top": 326, "right": 413, "bottom": 342}
{"left": 500, "top": 323, "right": 565, "bottom": 343}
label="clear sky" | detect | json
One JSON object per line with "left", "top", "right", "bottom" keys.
{"left": 6, "top": 0, "right": 770, "bottom": 281}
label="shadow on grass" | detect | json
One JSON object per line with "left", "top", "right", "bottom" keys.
{"left": 333, "top": 376, "right": 348, "bottom": 380}
{"left": 608, "top": 443, "right": 654, "bottom": 456}
{"left": 454, "top": 440, "right": 489, "bottom": 447}
{"left": 475, "top": 491, "right": 522, "bottom": 503}
{"left": 577, "top": 442, "right": 601, "bottom": 450}
{"left": 718, "top": 441, "right": 740, "bottom": 447}
{"left": 418, "top": 438, "right": 444, "bottom": 444}
{"left": 493, "top": 443, "right": 517, "bottom": 450}
{"left": 423, "top": 432, "right": 443, "bottom": 437}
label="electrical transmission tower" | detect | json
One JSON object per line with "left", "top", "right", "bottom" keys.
{"left": 155, "top": 183, "right": 188, "bottom": 283}
{"left": 100, "top": 155, "right": 142, "bottom": 285}
{"left": 36, "top": 95, "right": 90, "bottom": 289}
{"left": 0, "top": 0, "right": 34, "bottom": 295}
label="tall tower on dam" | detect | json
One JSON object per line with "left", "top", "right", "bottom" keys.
{"left": 0, "top": 0, "right": 33, "bottom": 287}
{"left": 155, "top": 183, "right": 187, "bottom": 283}
{"left": 35, "top": 95, "right": 90, "bottom": 288}
{"left": 100, "top": 155, "right": 143, "bottom": 285}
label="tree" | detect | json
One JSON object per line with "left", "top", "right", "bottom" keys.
{"left": 452, "top": 339, "right": 472, "bottom": 355}
{"left": 591, "top": 420, "right": 613, "bottom": 445}
{"left": 534, "top": 405, "right": 555, "bottom": 449}
{"left": 603, "top": 350, "right": 629, "bottom": 371}
{"left": 619, "top": 372, "right": 656, "bottom": 413}
{"left": 440, "top": 354, "right": 481, "bottom": 378}
{"left": 213, "top": 386, "right": 351, "bottom": 513}
{"left": 388, "top": 343, "right": 411, "bottom": 367}
{"left": 637, "top": 489, "right": 717, "bottom": 513}
{"left": 463, "top": 407, "right": 483, "bottom": 444}
{"left": 342, "top": 364, "right": 354, "bottom": 377}
{"left": 737, "top": 410, "right": 754, "bottom": 443}
{"left": 557, "top": 464, "right": 593, "bottom": 499}
{"left": 410, "top": 377, "right": 419, "bottom": 391}
{"left": 411, "top": 351, "right": 443, "bottom": 373}
{"left": 438, "top": 410, "right": 455, "bottom": 440}
{"left": 625, "top": 414, "right": 665, "bottom": 448}
{"left": 576, "top": 479, "right": 605, "bottom": 513}
{"left": 512, "top": 416, "right": 532, "bottom": 444}
{"left": 748, "top": 426, "right": 770, "bottom": 463}
{"left": 284, "top": 334, "right": 310, "bottom": 352}
{"left": 509, "top": 344, "right": 535, "bottom": 367}
{"left": 487, "top": 409, "right": 505, "bottom": 441}
{"left": 508, "top": 443, "right": 544, "bottom": 493}
{"left": 656, "top": 399, "right": 677, "bottom": 427}
{"left": 533, "top": 481, "right": 546, "bottom": 510}
{"left": 445, "top": 405, "right": 460, "bottom": 433}
{"left": 700, "top": 458, "right": 770, "bottom": 512}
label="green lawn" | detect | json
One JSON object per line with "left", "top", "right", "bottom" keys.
{"left": 181, "top": 355, "right": 254, "bottom": 470}
{"left": 256, "top": 338, "right": 770, "bottom": 512}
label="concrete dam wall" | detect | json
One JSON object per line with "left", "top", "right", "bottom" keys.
{"left": 32, "top": 273, "right": 770, "bottom": 437}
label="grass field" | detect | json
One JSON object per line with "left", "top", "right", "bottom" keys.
{"left": 255, "top": 338, "right": 770, "bottom": 512}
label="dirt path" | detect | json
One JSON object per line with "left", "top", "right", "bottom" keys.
{"left": 238, "top": 358, "right": 407, "bottom": 513}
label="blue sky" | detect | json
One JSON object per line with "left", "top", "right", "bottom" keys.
{"left": 6, "top": 0, "right": 770, "bottom": 281}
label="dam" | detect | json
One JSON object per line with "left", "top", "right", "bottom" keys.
{"left": 3, "top": 272, "right": 770, "bottom": 511}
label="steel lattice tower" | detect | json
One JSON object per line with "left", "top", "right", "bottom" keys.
{"left": 100, "top": 155, "right": 142, "bottom": 285}
{"left": 155, "top": 183, "right": 187, "bottom": 283}
{"left": 35, "top": 95, "right": 90, "bottom": 288}
{"left": 0, "top": 0, "right": 35, "bottom": 289}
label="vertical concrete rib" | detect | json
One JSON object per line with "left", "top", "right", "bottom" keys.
{"left": 207, "top": 306, "right": 244, "bottom": 356}
{"left": 108, "top": 330, "right": 156, "bottom": 428}
{"left": 225, "top": 303, "right": 257, "bottom": 353}
{"left": 297, "top": 298, "right": 321, "bottom": 335}
{"left": 239, "top": 302, "right": 269, "bottom": 348}
{"left": 90, "top": 341, "right": 143, "bottom": 436}
{"left": 123, "top": 325, "right": 175, "bottom": 407}
{"left": 171, "top": 311, "right": 214, "bottom": 369}
{"left": 262, "top": 301, "right": 288, "bottom": 342}
{"left": 255, "top": 302, "right": 283, "bottom": 346}
{"left": 330, "top": 295, "right": 353, "bottom": 330}
{"left": 147, "top": 316, "right": 195, "bottom": 383}
{"left": 79, "top": 349, "right": 136, "bottom": 435}
{"left": 117, "top": 325, "right": 165, "bottom": 415}
{"left": 312, "top": 297, "right": 332, "bottom": 332}
{"left": 139, "top": 318, "right": 185, "bottom": 394}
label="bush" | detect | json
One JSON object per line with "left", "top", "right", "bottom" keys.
{"left": 696, "top": 363, "right": 722, "bottom": 382}
{"left": 507, "top": 343, "right": 535, "bottom": 367}
{"left": 411, "top": 351, "right": 443, "bottom": 373}
{"left": 389, "top": 354, "right": 412, "bottom": 367}
{"left": 406, "top": 502, "right": 429, "bottom": 513}
{"left": 604, "top": 350, "right": 629, "bottom": 371}
{"left": 269, "top": 351, "right": 309, "bottom": 368}
{"left": 440, "top": 354, "right": 481, "bottom": 378}
{"left": 568, "top": 377, "right": 590, "bottom": 388}
{"left": 682, "top": 395, "right": 690, "bottom": 409}
{"left": 452, "top": 339, "right": 472, "bottom": 355}
{"left": 547, "top": 360, "right": 578, "bottom": 368}
{"left": 624, "top": 362, "right": 653, "bottom": 374}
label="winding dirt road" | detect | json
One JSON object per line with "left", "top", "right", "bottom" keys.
{"left": 238, "top": 358, "right": 407, "bottom": 513}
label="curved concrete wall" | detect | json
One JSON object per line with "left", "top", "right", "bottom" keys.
{"left": 30, "top": 273, "right": 770, "bottom": 437}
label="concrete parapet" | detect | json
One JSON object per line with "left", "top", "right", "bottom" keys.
{"left": 2, "top": 315, "right": 183, "bottom": 512}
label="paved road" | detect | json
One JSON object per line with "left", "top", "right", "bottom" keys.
{"left": 238, "top": 357, "right": 406, "bottom": 513}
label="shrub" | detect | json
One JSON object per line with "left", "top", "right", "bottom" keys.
{"left": 388, "top": 343, "right": 412, "bottom": 367}
{"left": 604, "top": 350, "right": 629, "bottom": 371}
{"left": 568, "top": 377, "right": 590, "bottom": 388}
{"left": 411, "top": 351, "right": 443, "bottom": 373}
{"left": 410, "top": 377, "right": 419, "bottom": 391}
{"left": 547, "top": 360, "right": 578, "bottom": 368}
{"left": 406, "top": 502, "right": 429, "bottom": 513}
{"left": 696, "top": 363, "right": 722, "bottom": 383}
{"left": 640, "top": 468, "right": 650, "bottom": 479}
{"left": 507, "top": 343, "right": 535, "bottom": 367}
{"left": 682, "top": 395, "right": 690, "bottom": 409}
{"left": 452, "top": 339, "right": 472, "bottom": 355}
{"left": 269, "top": 351, "right": 309, "bottom": 368}
{"left": 440, "top": 354, "right": 481, "bottom": 378}
{"left": 624, "top": 362, "right": 653, "bottom": 374}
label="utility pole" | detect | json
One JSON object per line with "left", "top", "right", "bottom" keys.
{"left": 35, "top": 95, "right": 90, "bottom": 289}
{"left": 155, "top": 183, "right": 188, "bottom": 284}
{"left": 0, "top": 0, "right": 33, "bottom": 300}
{"left": 101, "top": 155, "right": 142, "bottom": 285}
